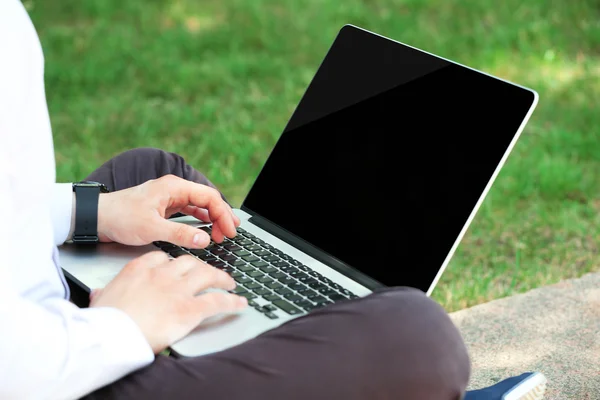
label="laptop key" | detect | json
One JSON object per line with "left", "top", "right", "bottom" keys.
{"left": 263, "top": 255, "right": 279, "bottom": 263}
{"left": 265, "top": 282, "right": 283, "bottom": 290}
{"left": 303, "top": 290, "right": 319, "bottom": 299}
{"left": 272, "top": 261, "right": 289, "bottom": 269}
{"left": 262, "top": 304, "right": 277, "bottom": 312}
{"left": 289, "top": 282, "right": 306, "bottom": 291}
{"left": 247, "top": 244, "right": 262, "bottom": 252}
{"left": 256, "top": 276, "right": 273, "bottom": 284}
{"left": 224, "top": 244, "right": 242, "bottom": 252}
{"left": 274, "top": 287, "right": 292, "bottom": 296}
{"left": 204, "top": 257, "right": 219, "bottom": 264}
{"left": 251, "top": 260, "right": 268, "bottom": 268}
{"left": 258, "top": 265, "right": 277, "bottom": 273}
{"left": 254, "top": 288, "right": 271, "bottom": 296}
{"left": 239, "top": 292, "right": 257, "bottom": 300}
{"left": 278, "top": 276, "right": 296, "bottom": 285}
{"left": 246, "top": 282, "right": 262, "bottom": 290}
{"left": 296, "top": 286, "right": 313, "bottom": 294}
{"left": 230, "top": 259, "right": 246, "bottom": 267}
{"left": 328, "top": 293, "right": 349, "bottom": 302}
{"left": 221, "top": 254, "right": 237, "bottom": 262}
{"left": 314, "top": 300, "right": 333, "bottom": 308}
{"left": 293, "top": 271, "right": 308, "bottom": 280}
{"left": 255, "top": 250, "right": 270, "bottom": 257}
{"left": 231, "top": 271, "right": 243, "bottom": 278}
{"left": 272, "top": 299, "right": 302, "bottom": 315}
{"left": 296, "top": 300, "right": 316, "bottom": 311}
{"left": 269, "top": 271, "right": 287, "bottom": 279}
{"left": 235, "top": 276, "right": 251, "bottom": 284}
{"left": 283, "top": 293, "right": 304, "bottom": 302}
{"left": 312, "top": 296, "right": 330, "bottom": 305}
{"left": 233, "top": 250, "right": 250, "bottom": 257}
{"left": 264, "top": 312, "right": 279, "bottom": 319}
{"left": 210, "top": 249, "right": 228, "bottom": 257}
{"left": 263, "top": 294, "right": 281, "bottom": 302}
{"left": 310, "top": 283, "right": 328, "bottom": 292}
{"left": 319, "top": 288, "right": 337, "bottom": 297}
{"left": 238, "top": 265, "right": 254, "bottom": 273}
{"left": 232, "top": 286, "right": 247, "bottom": 294}
{"left": 248, "top": 270, "right": 264, "bottom": 278}
{"left": 242, "top": 255, "right": 260, "bottom": 263}
{"left": 169, "top": 249, "right": 189, "bottom": 257}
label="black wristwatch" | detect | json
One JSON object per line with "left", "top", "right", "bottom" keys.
{"left": 72, "top": 181, "right": 109, "bottom": 244}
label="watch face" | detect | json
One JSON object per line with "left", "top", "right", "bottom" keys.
{"left": 76, "top": 181, "right": 110, "bottom": 193}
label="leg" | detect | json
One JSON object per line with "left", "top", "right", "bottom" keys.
{"left": 84, "top": 288, "right": 470, "bottom": 400}
{"left": 85, "top": 147, "right": 219, "bottom": 193}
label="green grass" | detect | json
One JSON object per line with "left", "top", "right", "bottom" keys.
{"left": 28, "top": 0, "right": 600, "bottom": 312}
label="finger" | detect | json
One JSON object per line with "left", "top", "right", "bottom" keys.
{"left": 127, "top": 250, "right": 170, "bottom": 271}
{"left": 211, "top": 222, "right": 225, "bottom": 243}
{"left": 228, "top": 205, "right": 241, "bottom": 227}
{"left": 170, "top": 255, "right": 206, "bottom": 276}
{"left": 192, "top": 292, "right": 247, "bottom": 320}
{"left": 184, "top": 263, "right": 236, "bottom": 293}
{"left": 175, "top": 181, "right": 237, "bottom": 239}
{"left": 180, "top": 205, "right": 211, "bottom": 222}
{"left": 156, "top": 219, "right": 211, "bottom": 248}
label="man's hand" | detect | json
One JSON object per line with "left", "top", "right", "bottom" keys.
{"left": 90, "top": 252, "right": 247, "bottom": 353}
{"left": 97, "top": 175, "right": 241, "bottom": 248}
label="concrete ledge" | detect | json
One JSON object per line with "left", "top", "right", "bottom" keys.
{"left": 450, "top": 272, "right": 600, "bottom": 399}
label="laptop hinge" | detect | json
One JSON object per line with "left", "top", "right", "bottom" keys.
{"left": 247, "top": 214, "right": 384, "bottom": 291}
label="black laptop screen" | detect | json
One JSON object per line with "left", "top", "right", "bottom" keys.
{"left": 242, "top": 26, "right": 536, "bottom": 292}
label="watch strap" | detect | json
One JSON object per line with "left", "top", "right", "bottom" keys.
{"left": 73, "top": 184, "right": 101, "bottom": 243}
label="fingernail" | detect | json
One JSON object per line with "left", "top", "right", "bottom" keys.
{"left": 238, "top": 296, "right": 248, "bottom": 307}
{"left": 193, "top": 233, "right": 202, "bottom": 246}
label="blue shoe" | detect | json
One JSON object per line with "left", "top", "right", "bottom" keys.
{"left": 464, "top": 372, "right": 547, "bottom": 400}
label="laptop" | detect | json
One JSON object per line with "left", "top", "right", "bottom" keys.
{"left": 59, "top": 25, "right": 538, "bottom": 357}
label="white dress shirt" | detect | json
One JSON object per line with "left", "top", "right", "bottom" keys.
{"left": 0, "top": 1, "right": 154, "bottom": 399}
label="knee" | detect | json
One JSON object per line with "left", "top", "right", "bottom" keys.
{"left": 354, "top": 287, "right": 471, "bottom": 398}
{"left": 113, "top": 147, "right": 176, "bottom": 166}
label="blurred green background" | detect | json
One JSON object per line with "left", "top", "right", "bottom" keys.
{"left": 28, "top": 0, "right": 599, "bottom": 311}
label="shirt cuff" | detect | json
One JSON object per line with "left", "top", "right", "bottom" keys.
{"left": 84, "top": 306, "right": 155, "bottom": 373}
{"left": 51, "top": 183, "right": 74, "bottom": 245}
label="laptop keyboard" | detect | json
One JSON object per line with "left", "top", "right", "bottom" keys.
{"left": 153, "top": 227, "right": 358, "bottom": 319}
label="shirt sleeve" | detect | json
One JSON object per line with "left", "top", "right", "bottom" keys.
{"left": 0, "top": 283, "right": 155, "bottom": 400}
{"left": 51, "top": 183, "right": 75, "bottom": 245}
{"left": 0, "top": 2, "right": 155, "bottom": 399}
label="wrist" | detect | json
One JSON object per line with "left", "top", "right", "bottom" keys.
{"left": 97, "top": 193, "right": 112, "bottom": 242}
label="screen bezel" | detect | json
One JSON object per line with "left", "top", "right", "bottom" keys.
{"left": 240, "top": 24, "right": 539, "bottom": 295}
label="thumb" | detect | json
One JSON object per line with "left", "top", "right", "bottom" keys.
{"left": 158, "top": 219, "right": 211, "bottom": 248}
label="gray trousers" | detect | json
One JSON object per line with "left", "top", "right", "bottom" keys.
{"left": 82, "top": 148, "right": 470, "bottom": 400}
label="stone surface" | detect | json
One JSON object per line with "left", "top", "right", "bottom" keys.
{"left": 450, "top": 272, "right": 600, "bottom": 399}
